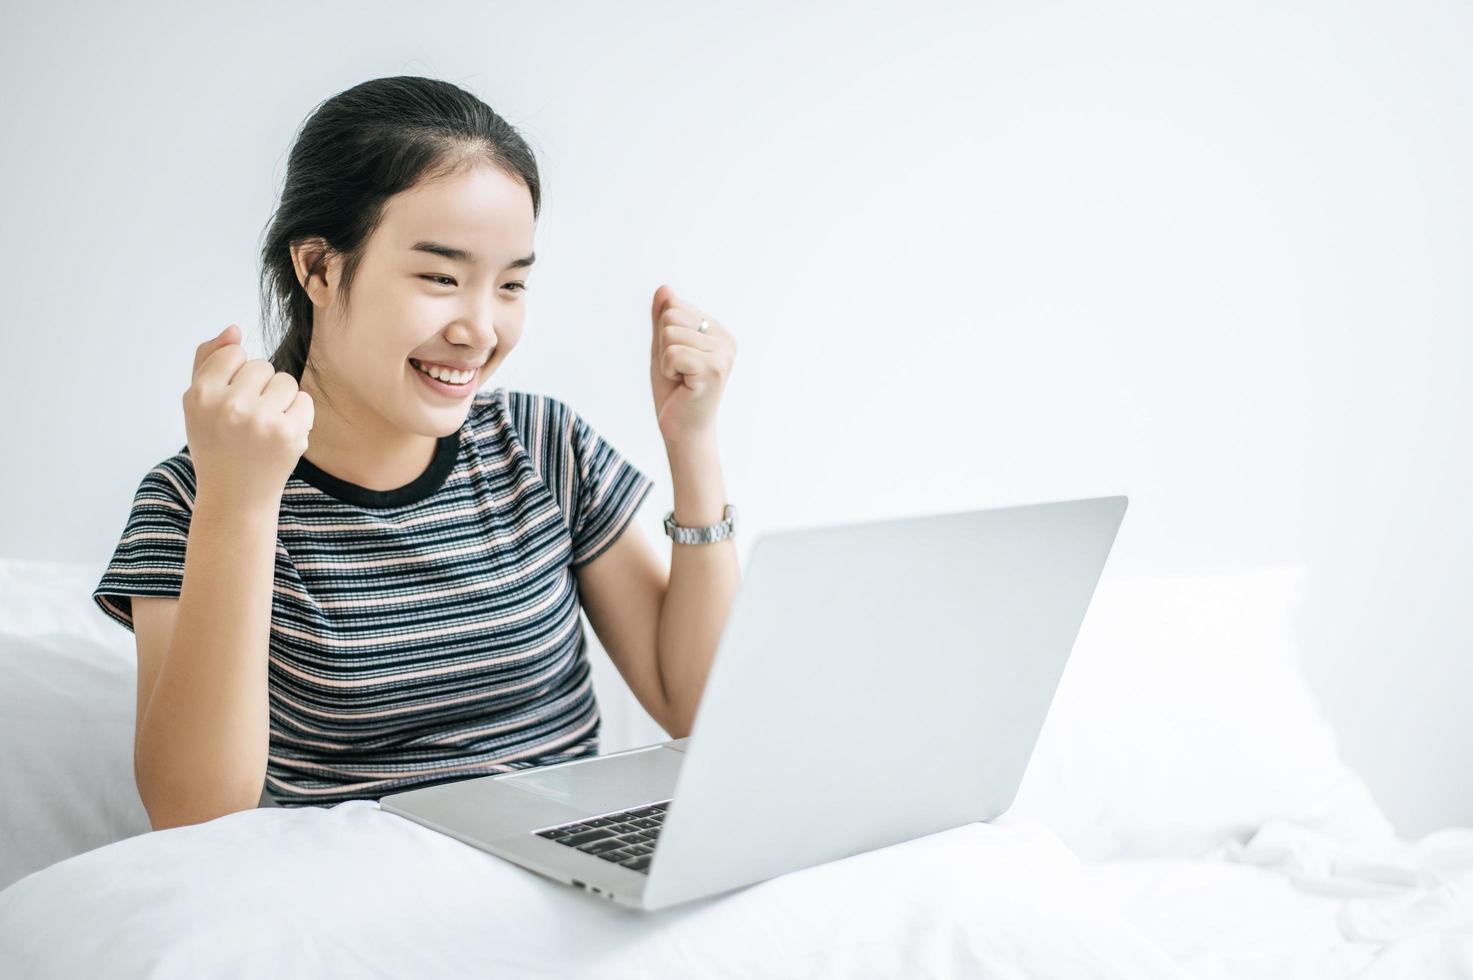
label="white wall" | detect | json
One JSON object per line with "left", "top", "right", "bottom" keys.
{"left": 1, "top": 0, "right": 1467, "bottom": 836}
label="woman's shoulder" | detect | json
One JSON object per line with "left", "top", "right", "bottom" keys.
{"left": 481, "top": 385, "right": 573, "bottom": 417}
{"left": 134, "top": 443, "right": 199, "bottom": 509}
{"left": 477, "top": 386, "right": 580, "bottom": 439}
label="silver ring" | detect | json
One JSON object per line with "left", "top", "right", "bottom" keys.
{"left": 697, "top": 318, "right": 710, "bottom": 334}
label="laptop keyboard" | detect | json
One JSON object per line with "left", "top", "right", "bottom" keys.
{"left": 533, "top": 799, "right": 672, "bottom": 874}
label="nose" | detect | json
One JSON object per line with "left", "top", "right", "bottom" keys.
{"left": 447, "top": 301, "right": 499, "bottom": 356}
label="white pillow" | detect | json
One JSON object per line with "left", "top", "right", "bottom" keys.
{"left": 0, "top": 630, "right": 152, "bottom": 891}
{"left": 0, "top": 556, "right": 118, "bottom": 646}
{"left": 1009, "top": 561, "right": 1397, "bottom": 861}
{"left": 0, "top": 557, "right": 155, "bottom": 890}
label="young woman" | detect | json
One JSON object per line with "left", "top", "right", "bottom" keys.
{"left": 92, "top": 76, "right": 741, "bottom": 830}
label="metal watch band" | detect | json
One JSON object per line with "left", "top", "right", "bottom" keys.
{"left": 662, "top": 503, "right": 737, "bottom": 544}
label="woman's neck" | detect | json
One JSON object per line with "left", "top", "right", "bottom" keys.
{"left": 296, "top": 370, "right": 443, "bottom": 492}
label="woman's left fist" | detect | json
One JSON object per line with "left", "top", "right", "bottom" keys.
{"left": 649, "top": 284, "right": 737, "bottom": 445}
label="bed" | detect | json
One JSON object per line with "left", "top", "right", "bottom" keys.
{"left": 1, "top": 555, "right": 1469, "bottom": 978}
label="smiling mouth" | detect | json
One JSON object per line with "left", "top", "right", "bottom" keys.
{"left": 408, "top": 358, "right": 480, "bottom": 385}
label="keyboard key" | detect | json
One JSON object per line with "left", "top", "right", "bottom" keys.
{"left": 577, "top": 838, "right": 626, "bottom": 855}
{"left": 558, "top": 828, "right": 615, "bottom": 847}
{"left": 594, "top": 850, "right": 632, "bottom": 864}
{"left": 621, "top": 855, "right": 652, "bottom": 872}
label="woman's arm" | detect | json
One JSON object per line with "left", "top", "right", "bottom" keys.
{"left": 133, "top": 489, "right": 278, "bottom": 830}
{"left": 657, "top": 437, "right": 741, "bottom": 736}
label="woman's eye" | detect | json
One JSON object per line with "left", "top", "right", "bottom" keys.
{"left": 419, "top": 275, "right": 526, "bottom": 292}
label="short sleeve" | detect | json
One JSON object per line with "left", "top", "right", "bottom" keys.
{"left": 568, "top": 410, "right": 655, "bottom": 569}
{"left": 92, "top": 453, "right": 198, "bottom": 633}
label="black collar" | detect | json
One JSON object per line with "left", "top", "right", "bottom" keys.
{"left": 291, "top": 430, "right": 461, "bottom": 509}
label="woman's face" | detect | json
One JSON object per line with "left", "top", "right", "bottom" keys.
{"left": 304, "top": 162, "right": 536, "bottom": 438}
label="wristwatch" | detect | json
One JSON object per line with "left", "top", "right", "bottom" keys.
{"left": 663, "top": 503, "right": 738, "bottom": 544}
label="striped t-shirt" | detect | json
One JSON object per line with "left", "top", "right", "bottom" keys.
{"left": 93, "top": 387, "right": 655, "bottom": 807}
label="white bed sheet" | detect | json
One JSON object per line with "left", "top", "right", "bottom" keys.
{"left": 5, "top": 801, "right": 1471, "bottom": 979}
{"left": 0, "top": 803, "right": 1191, "bottom": 979}
{"left": 1082, "top": 818, "right": 1473, "bottom": 979}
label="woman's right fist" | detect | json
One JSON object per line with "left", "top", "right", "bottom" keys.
{"left": 183, "top": 324, "right": 315, "bottom": 505}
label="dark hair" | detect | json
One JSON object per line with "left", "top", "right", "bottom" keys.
{"left": 258, "top": 76, "right": 541, "bottom": 398}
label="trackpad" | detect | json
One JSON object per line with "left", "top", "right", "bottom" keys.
{"left": 499, "top": 746, "right": 683, "bottom": 813}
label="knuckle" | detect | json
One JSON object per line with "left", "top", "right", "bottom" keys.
{"left": 248, "top": 413, "right": 277, "bottom": 439}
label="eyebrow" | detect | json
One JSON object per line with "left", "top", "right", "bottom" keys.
{"left": 410, "top": 240, "right": 536, "bottom": 270}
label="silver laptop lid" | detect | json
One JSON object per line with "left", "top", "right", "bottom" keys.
{"left": 641, "top": 495, "right": 1128, "bottom": 910}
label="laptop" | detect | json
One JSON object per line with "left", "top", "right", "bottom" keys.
{"left": 378, "top": 494, "right": 1129, "bottom": 912}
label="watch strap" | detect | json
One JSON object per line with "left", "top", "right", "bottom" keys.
{"left": 663, "top": 503, "right": 737, "bottom": 544}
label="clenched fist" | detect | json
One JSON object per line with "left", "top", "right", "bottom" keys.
{"left": 182, "top": 324, "right": 315, "bottom": 506}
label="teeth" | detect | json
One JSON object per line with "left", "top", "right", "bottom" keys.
{"left": 411, "top": 359, "right": 474, "bottom": 385}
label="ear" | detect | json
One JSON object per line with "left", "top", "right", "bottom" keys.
{"left": 289, "top": 237, "right": 336, "bottom": 305}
